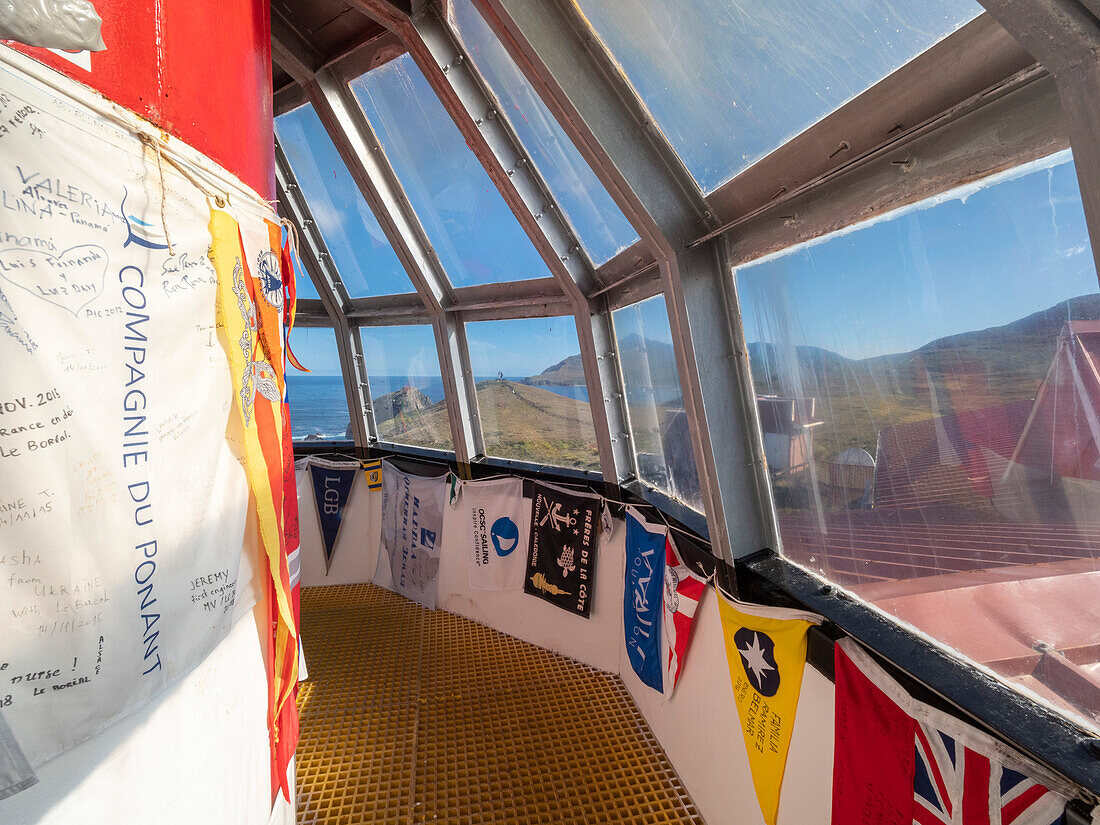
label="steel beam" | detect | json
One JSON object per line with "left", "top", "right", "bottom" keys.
{"left": 976, "top": 0, "right": 1100, "bottom": 280}
{"left": 273, "top": 18, "right": 486, "bottom": 464}
{"left": 275, "top": 141, "right": 375, "bottom": 449}
{"left": 340, "top": 0, "right": 634, "bottom": 482}
{"left": 722, "top": 70, "right": 1066, "bottom": 265}
{"left": 473, "top": 0, "right": 774, "bottom": 559}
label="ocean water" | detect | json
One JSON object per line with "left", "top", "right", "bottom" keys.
{"left": 286, "top": 374, "right": 591, "bottom": 441}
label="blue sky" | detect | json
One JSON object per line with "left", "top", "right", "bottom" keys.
{"left": 290, "top": 316, "right": 597, "bottom": 377}
{"left": 737, "top": 151, "right": 1098, "bottom": 360}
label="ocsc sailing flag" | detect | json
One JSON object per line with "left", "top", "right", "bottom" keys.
{"left": 717, "top": 589, "right": 821, "bottom": 825}
{"left": 464, "top": 476, "right": 528, "bottom": 590}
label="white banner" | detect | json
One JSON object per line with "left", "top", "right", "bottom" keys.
{"left": 463, "top": 476, "right": 528, "bottom": 591}
{"left": 381, "top": 461, "right": 445, "bottom": 609}
{"left": 0, "top": 56, "right": 264, "bottom": 770}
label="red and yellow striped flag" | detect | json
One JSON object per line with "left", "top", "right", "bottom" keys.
{"left": 209, "top": 208, "right": 299, "bottom": 802}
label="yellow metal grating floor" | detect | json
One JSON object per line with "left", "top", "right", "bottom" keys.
{"left": 296, "top": 583, "right": 706, "bottom": 825}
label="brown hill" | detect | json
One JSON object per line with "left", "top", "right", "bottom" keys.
{"left": 377, "top": 380, "right": 599, "bottom": 470}
{"left": 374, "top": 385, "right": 433, "bottom": 425}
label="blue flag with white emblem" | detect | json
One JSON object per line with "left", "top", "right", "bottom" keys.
{"left": 308, "top": 458, "right": 359, "bottom": 574}
{"left": 463, "top": 476, "right": 529, "bottom": 590}
{"left": 624, "top": 507, "right": 666, "bottom": 693}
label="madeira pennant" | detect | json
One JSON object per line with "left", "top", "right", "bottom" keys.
{"left": 210, "top": 207, "right": 298, "bottom": 804}
{"left": 362, "top": 458, "right": 383, "bottom": 490}
{"left": 307, "top": 458, "right": 358, "bottom": 574}
{"left": 716, "top": 588, "right": 820, "bottom": 825}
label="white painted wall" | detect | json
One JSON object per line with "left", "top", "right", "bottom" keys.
{"left": 4, "top": 597, "right": 294, "bottom": 825}
{"left": 296, "top": 471, "right": 835, "bottom": 825}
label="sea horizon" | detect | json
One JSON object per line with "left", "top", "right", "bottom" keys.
{"left": 286, "top": 373, "right": 590, "bottom": 441}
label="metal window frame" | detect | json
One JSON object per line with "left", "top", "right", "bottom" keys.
{"left": 341, "top": 0, "right": 637, "bottom": 485}
{"left": 465, "top": 0, "right": 775, "bottom": 562}
{"left": 275, "top": 139, "right": 374, "bottom": 450}
{"left": 273, "top": 23, "right": 483, "bottom": 466}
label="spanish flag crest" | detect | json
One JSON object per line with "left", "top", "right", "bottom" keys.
{"left": 716, "top": 589, "right": 820, "bottom": 825}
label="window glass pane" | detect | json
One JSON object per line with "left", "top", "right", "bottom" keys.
{"left": 286, "top": 326, "right": 353, "bottom": 442}
{"left": 448, "top": 0, "right": 639, "bottom": 265}
{"left": 287, "top": 243, "right": 320, "bottom": 302}
{"left": 736, "top": 151, "right": 1100, "bottom": 733}
{"left": 360, "top": 325, "right": 454, "bottom": 452}
{"left": 575, "top": 0, "right": 982, "bottom": 193}
{"left": 613, "top": 296, "right": 702, "bottom": 510}
{"left": 275, "top": 103, "right": 415, "bottom": 298}
{"left": 465, "top": 317, "right": 600, "bottom": 471}
{"left": 350, "top": 54, "right": 553, "bottom": 287}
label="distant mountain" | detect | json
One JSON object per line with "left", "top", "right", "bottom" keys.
{"left": 524, "top": 333, "right": 681, "bottom": 387}
{"left": 373, "top": 386, "right": 432, "bottom": 425}
{"left": 524, "top": 354, "right": 585, "bottom": 386}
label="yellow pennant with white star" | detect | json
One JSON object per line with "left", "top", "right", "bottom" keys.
{"left": 716, "top": 588, "right": 821, "bottom": 825}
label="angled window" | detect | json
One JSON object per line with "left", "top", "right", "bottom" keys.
{"left": 465, "top": 316, "right": 600, "bottom": 471}
{"left": 448, "top": 0, "right": 639, "bottom": 266}
{"left": 612, "top": 295, "right": 702, "bottom": 511}
{"left": 574, "top": 0, "right": 982, "bottom": 193}
{"left": 359, "top": 324, "right": 454, "bottom": 452}
{"left": 275, "top": 103, "right": 418, "bottom": 298}
{"left": 350, "top": 54, "right": 555, "bottom": 287}
{"left": 286, "top": 326, "right": 353, "bottom": 442}
{"left": 735, "top": 150, "right": 1099, "bottom": 734}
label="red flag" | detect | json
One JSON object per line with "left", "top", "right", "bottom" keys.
{"left": 833, "top": 640, "right": 1070, "bottom": 825}
{"left": 832, "top": 640, "right": 915, "bottom": 825}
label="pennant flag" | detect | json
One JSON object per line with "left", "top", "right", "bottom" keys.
{"left": 447, "top": 472, "right": 462, "bottom": 509}
{"left": 662, "top": 531, "right": 708, "bottom": 698}
{"left": 717, "top": 590, "right": 820, "bottom": 825}
{"left": 623, "top": 507, "right": 667, "bottom": 692}
{"left": 362, "top": 458, "right": 383, "bottom": 490}
{"left": 307, "top": 458, "right": 359, "bottom": 574}
{"left": 464, "top": 476, "right": 529, "bottom": 591}
{"left": 523, "top": 481, "right": 601, "bottom": 617}
{"left": 833, "top": 640, "right": 1072, "bottom": 825}
{"left": 381, "top": 461, "right": 446, "bottom": 608}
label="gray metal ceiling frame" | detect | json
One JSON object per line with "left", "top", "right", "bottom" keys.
{"left": 456, "top": 0, "right": 1098, "bottom": 562}
{"left": 339, "top": 0, "right": 638, "bottom": 484}
{"left": 274, "top": 22, "right": 485, "bottom": 465}
{"left": 270, "top": 0, "right": 1096, "bottom": 557}
{"left": 467, "top": 0, "right": 774, "bottom": 562}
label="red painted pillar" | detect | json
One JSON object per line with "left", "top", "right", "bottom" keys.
{"left": 5, "top": 0, "right": 274, "bottom": 199}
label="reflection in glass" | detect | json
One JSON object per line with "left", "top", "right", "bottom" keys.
{"left": 575, "top": 0, "right": 981, "bottom": 193}
{"left": 465, "top": 317, "right": 600, "bottom": 471}
{"left": 736, "top": 151, "right": 1100, "bottom": 733}
{"left": 612, "top": 296, "right": 702, "bottom": 510}
{"left": 286, "top": 326, "right": 352, "bottom": 442}
{"left": 351, "top": 55, "right": 552, "bottom": 287}
{"left": 275, "top": 103, "right": 415, "bottom": 298}
{"left": 448, "top": 0, "right": 639, "bottom": 265}
{"left": 360, "top": 325, "right": 454, "bottom": 452}
{"left": 287, "top": 242, "right": 319, "bottom": 302}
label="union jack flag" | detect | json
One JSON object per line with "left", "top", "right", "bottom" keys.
{"left": 913, "top": 720, "right": 1066, "bottom": 825}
